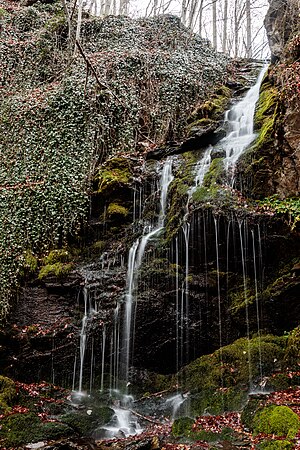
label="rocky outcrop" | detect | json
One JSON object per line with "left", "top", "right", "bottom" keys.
{"left": 264, "top": 0, "right": 298, "bottom": 62}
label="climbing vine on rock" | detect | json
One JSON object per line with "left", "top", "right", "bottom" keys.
{"left": 0, "top": 0, "right": 230, "bottom": 319}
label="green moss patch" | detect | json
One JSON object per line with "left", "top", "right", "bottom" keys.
{"left": 172, "top": 417, "right": 194, "bottom": 437}
{"left": 284, "top": 325, "right": 300, "bottom": 368}
{"left": 188, "top": 85, "right": 231, "bottom": 125}
{"left": 0, "top": 376, "right": 16, "bottom": 414}
{"left": 60, "top": 406, "right": 113, "bottom": 435}
{"left": 179, "top": 335, "right": 286, "bottom": 393}
{"left": 258, "top": 440, "right": 294, "bottom": 450}
{"left": 38, "top": 262, "right": 74, "bottom": 280}
{"left": 97, "top": 157, "right": 133, "bottom": 196}
{"left": 253, "top": 405, "right": 300, "bottom": 438}
{"left": 0, "top": 413, "right": 72, "bottom": 447}
{"left": 106, "top": 202, "right": 129, "bottom": 219}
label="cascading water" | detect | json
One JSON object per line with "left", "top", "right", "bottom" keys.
{"left": 172, "top": 64, "right": 269, "bottom": 392}
{"left": 71, "top": 65, "right": 269, "bottom": 435}
{"left": 99, "top": 160, "right": 174, "bottom": 438}
{"left": 222, "top": 64, "right": 268, "bottom": 176}
{"left": 120, "top": 157, "right": 174, "bottom": 387}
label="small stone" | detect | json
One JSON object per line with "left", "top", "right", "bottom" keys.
{"left": 211, "top": 148, "right": 226, "bottom": 159}
{"left": 26, "top": 442, "right": 46, "bottom": 449}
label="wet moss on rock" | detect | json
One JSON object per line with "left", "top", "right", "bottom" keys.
{"left": 60, "top": 406, "right": 113, "bottom": 435}
{"left": 253, "top": 405, "right": 300, "bottom": 438}
{"left": 0, "top": 412, "right": 72, "bottom": 447}
{"left": 179, "top": 335, "right": 286, "bottom": 393}
{"left": 97, "top": 157, "right": 133, "bottom": 196}
{"left": 106, "top": 202, "right": 129, "bottom": 220}
{"left": 257, "top": 440, "right": 294, "bottom": 450}
{"left": 172, "top": 417, "right": 194, "bottom": 437}
{"left": 0, "top": 376, "right": 16, "bottom": 414}
{"left": 237, "top": 77, "right": 281, "bottom": 199}
{"left": 38, "top": 262, "right": 74, "bottom": 280}
{"left": 165, "top": 152, "right": 199, "bottom": 240}
{"left": 187, "top": 85, "right": 231, "bottom": 126}
{"left": 284, "top": 326, "right": 300, "bottom": 369}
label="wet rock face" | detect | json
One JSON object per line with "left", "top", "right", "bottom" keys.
{"left": 0, "top": 269, "right": 118, "bottom": 387}
{"left": 277, "top": 106, "right": 300, "bottom": 198}
{"left": 0, "top": 281, "right": 81, "bottom": 386}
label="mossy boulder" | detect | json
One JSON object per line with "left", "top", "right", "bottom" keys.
{"left": 257, "top": 440, "right": 294, "bottom": 450}
{"left": 0, "top": 376, "right": 17, "bottom": 414}
{"left": 188, "top": 85, "right": 231, "bottom": 125}
{"left": 43, "top": 249, "right": 72, "bottom": 265}
{"left": 106, "top": 202, "right": 129, "bottom": 220}
{"left": 192, "top": 157, "right": 225, "bottom": 205}
{"left": 0, "top": 413, "right": 72, "bottom": 447}
{"left": 165, "top": 152, "right": 198, "bottom": 240}
{"left": 172, "top": 416, "right": 194, "bottom": 437}
{"left": 97, "top": 157, "right": 133, "bottom": 196}
{"left": 190, "top": 387, "right": 248, "bottom": 416}
{"left": 253, "top": 405, "right": 300, "bottom": 438}
{"left": 38, "top": 261, "right": 74, "bottom": 280}
{"left": 180, "top": 335, "right": 286, "bottom": 393}
{"left": 60, "top": 406, "right": 113, "bottom": 435}
{"left": 172, "top": 416, "right": 235, "bottom": 443}
{"left": 284, "top": 326, "right": 300, "bottom": 368}
{"left": 241, "top": 396, "right": 263, "bottom": 430}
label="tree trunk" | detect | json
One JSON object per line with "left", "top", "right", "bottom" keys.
{"left": 212, "top": 0, "right": 217, "bottom": 49}
{"left": 182, "top": 0, "right": 188, "bottom": 25}
{"left": 246, "top": 0, "right": 252, "bottom": 57}
{"left": 234, "top": 0, "right": 239, "bottom": 57}
{"left": 198, "top": 0, "right": 204, "bottom": 36}
{"left": 188, "top": 0, "right": 198, "bottom": 29}
{"left": 74, "top": 0, "right": 83, "bottom": 54}
{"left": 105, "top": 0, "right": 112, "bottom": 15}
{"left": 222, "top": 0, "right": 228, "bottom": 53}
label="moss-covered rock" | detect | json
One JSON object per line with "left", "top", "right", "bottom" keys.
{"left": 188, "top": 85, "right": 231, "bottom": 125}
{"left": 60, "top": 406, "right": 113, "bottom": 435}
{"left": 106, "top": 202, "right": 129, "bottom": 220}
{"left": 43, "top": 248, "right": 72, "bottom": 265}
{"left": 0, "top": 376, "right": 16, "bottom": 414}
{"left": 237, "top": 77, "right": 281, "bottom": 199}
{"left": 253, "top": 405, "right": 300, "bottom": 438}
{"left": 38, "top": 262, "right": 74, "bottom": 280}
{"left": 97, "top": 157, "right": 133, "bottom": 196}
{"left": 190, "top": 387, "right": 248, "bottom": 416}
{"left": 172, "top": 416, "right": 194, "bottom": 437}
{"left": 0, "top": 412, "right": 72, "bottom": 447}
{"left": 257, "top": 440, "right": 294, "bottom": 450}
{"left": 284, "top": 326, "right": 300, "bottom": 368}
{"left": 180, "top": 335, "right": 286, "bottom": 393}
{"left": 165, "top": 152, "right": 198, "bottom": 240}
{"left": 241, "top": 396, "right": 263, "bottom": 430}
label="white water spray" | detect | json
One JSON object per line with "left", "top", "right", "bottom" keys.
{"left": 121, "top": 157, "right": 174, "bottom": 386}
{"left": 222, "top": 65, "right": 268, "bottom": 173}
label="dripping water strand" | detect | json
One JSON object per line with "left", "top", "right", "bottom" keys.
{"left": 214, "top": 216, "right": 224, "bottom": 410}
{"left": 238, "top": 220, "right": 253, "bottom": 390}
{"left": 120, "top": 157, "right": 174, "bottom": 389}
{"left": 251, "top": 228, "right": 263, "bottom": 386}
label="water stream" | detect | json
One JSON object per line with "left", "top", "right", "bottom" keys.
{"left": 120, "top": 157, "right": 174, "bottom": 387}
{"left": 72, "top": 65, "right": 268, "bottom": 437}
{"left": 222, "top": 64, "right": 268, "bottom": 178}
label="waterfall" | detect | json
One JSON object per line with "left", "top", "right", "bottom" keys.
{"left": 78, "top": 286, "right": 89, "bottom": 394}
{"left": 222, "top": 64, "right": 268, "bottom": 176}
{"left": 120, "top": 157, "right": 174, "bottom": 387}
{"left": 189, "top": 145, "right": 213, "bottom": 197}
